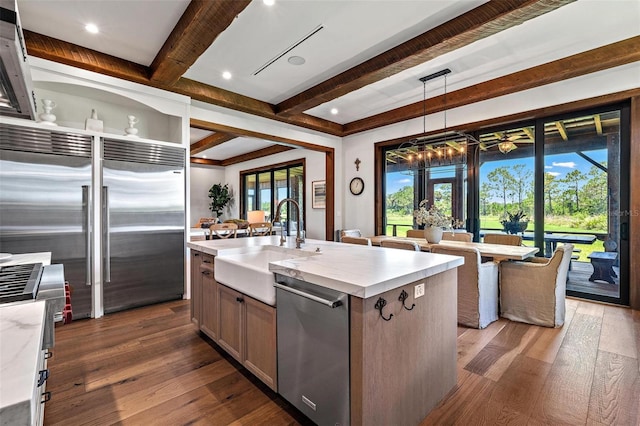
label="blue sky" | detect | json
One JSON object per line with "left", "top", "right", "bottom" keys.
{"left": 386, "top": 149, "right": 608, "bottom": 195}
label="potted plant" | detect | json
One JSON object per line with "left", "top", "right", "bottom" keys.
{"left": 413, "top": 199, "right": 452, "bottom": 243}
{"left": 500, "top": 209, "right": 529, "bottom": 234}
{"left": 208, "top": 183, "right": 232, "bottom": 219}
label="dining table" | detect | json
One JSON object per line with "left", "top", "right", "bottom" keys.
{"left": 369, "top": 235, "right": 539, "bottom": 261}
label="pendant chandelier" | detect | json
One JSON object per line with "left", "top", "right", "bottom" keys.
{"left": 397, "top": 69, "right": 479, "bottom": 174}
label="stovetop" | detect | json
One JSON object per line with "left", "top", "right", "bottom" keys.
{"left": 0, "top": 262, "right": 43, "bottom": 304}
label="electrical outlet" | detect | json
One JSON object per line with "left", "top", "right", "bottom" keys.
{"left": 414, "top": 283, "right": 425, "bottom": 298}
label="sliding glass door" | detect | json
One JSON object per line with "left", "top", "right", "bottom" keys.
{"left": 543, "top": 108, "right": 629, "bottom": 304}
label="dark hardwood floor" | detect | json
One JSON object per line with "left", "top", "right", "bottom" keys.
{"left": 44, "top": 298, "right": 640, "bottom": 425}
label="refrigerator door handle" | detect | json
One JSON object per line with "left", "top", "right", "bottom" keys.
{"left": 82, "top": 185, "right": 91, "bottom": 286}
{"left": 103, "top": 186, "right": 111, "bottom": 283}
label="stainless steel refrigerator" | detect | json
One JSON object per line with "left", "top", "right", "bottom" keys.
{"left": 0, "top": 123, "right": 186, "bottom": 318}
{"left": 101, "top": 138, "right": 185, "bottom": 314}
{"left": 0, "top": 123, "right": 93, "bottom": 317}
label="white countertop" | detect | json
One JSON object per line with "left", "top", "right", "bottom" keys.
{"left": 187, "top": 237, "right": 463, "bottom": 299}
{"left": 0, "top": 252, "right": 51, "bottom": 267}
{"left": 0, "top": 301, "right": 46, "bottom": 426}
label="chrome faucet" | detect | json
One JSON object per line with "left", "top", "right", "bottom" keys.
{"left": 274, "top": 198, "right": 304, "bottom": 249}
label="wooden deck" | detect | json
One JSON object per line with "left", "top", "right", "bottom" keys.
{"left": 568, "top": 260, "right": 620, "bottom": 299}
{"left": 43, "top": 299, "right": 640, "bottom": 425}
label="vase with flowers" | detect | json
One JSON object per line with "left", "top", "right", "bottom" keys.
{"left": 413, "top": 199, "right": 452, "bottom": 243}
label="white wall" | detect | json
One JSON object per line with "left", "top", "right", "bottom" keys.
{"left": 190, "top": 165, "right": 226, "bottom": 224}
{"left": 342, "top": 63, "right": 640, "bottom": 237}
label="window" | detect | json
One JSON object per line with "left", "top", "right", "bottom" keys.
{"left": 241, "top": 160, "right": 305, "bottom": 235}
{"left": 383, "top": 133, "right": 468, "bottom": 236}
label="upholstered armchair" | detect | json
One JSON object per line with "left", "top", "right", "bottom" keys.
{"left": 499, "top": 243, "right": 573, "bottom": 327}
{"left": 483, "top": 233, "right": 522, "bottom": 246}
{"left": 441, "top": 231, "right": 473, "bottom": 242}
{"left": 406, "top": 229, "right": 423, "bottom": 238}
{"left": 430, "top": 245, "right": 499, "bottom": 329}
{"left": 341, "top": 236, "right": 372, "bottom": 246}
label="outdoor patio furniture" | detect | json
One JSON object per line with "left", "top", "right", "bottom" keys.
{"left": 588, "top": 252, "right": 618, "bottom": 284}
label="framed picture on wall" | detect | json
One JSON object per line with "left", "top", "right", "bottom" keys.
{"left": 312, "top": 180, "right": 326, "bottom": 209}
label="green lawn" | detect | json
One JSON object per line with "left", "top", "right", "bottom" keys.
{"left": 385, "top": 212, "right": 605, "bottom": 260}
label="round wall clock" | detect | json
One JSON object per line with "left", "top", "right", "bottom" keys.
{"left": 349, "top": 177, "right": 364, "bottom": 195}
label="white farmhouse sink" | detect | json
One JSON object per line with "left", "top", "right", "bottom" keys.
{"left": 214, "top": 245, "right": 318, "bottom": 306}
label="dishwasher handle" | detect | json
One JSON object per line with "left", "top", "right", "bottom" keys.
{"left": 274, "top": 282, "right": 343, "bottom": 308}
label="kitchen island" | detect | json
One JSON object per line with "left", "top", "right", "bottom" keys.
{"left": 187, "top": 237, "right": 463, "bottom": 425}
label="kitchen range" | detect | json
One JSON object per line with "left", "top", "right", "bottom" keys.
{"left": 0, "top": 252, "right": 66, "bottom": 426}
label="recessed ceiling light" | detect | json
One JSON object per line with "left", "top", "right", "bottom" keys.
{"left": 330, "top": 108, "right": 338, "bottom": 115}
{"left": 222, "top": 71, "right": 232, "bottom": 80}
{"left": 263, "top": 0, "right": 275, "bottom": 5}
{"left": 202, "top": 155, "right": 207, "bottom": 159}
{"left": 85, "top": 23, "right": 99, "bottom": 34}
{"left": 288, "top": 56, "right": 305, "bottom": 66}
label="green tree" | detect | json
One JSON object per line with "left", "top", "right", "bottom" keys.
{"left": 486, "top": 167, "right": 516, "bottom": 212}
{"left": 511, "top": 164, "right": 533, "bottom": 211}
{"left": 564, "top": 169, "right": 586, "bottom": 212}
{"left": 386, "top": 185, "right": 413, "bottom": 214}
{"left": 544, "top": 173, "right": 559, "bottom": 215}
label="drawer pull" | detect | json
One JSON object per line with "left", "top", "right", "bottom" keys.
{"left": 37, "top": 369, "right": 49, "bottom": 387}
{"left": 44, "top": 350, "right": 53, "bottom": 360}
{"left": 41, "top": 391, "right": 51, "bottom": 403}
{"left": 236, "top": 297, "right": 244, "bottom": 303}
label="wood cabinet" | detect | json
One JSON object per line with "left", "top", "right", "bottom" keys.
{"left": 189, "top": 251, "right": 202, "bottom": 327}
{"left": 217, "top": 284, "right": 244, "bottom": 361}
{"left": 190, "top": 250, "right": 277, "bottom": 391}
{"left": 243, "top": 296, "right": 277, "bottom": 390}
{"left": 217, "top": 283, "right": 278, "bottom": 390}
{"left": 200, "top": 258, "right": 218, "bottom": 340}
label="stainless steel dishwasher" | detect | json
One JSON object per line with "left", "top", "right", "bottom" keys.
{"left": 275, "top": 274, "right": 350, "bottom": 426}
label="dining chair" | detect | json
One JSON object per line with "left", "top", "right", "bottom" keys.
{"left": 441, "top": 231, "right": 473, "bottom": 242}
{"left": 406, "top": 229, "right": 424, "bottom": 238}
{"left": 341, "top": 236, "right": 372, "bottom": 246}
{"left": 499, "top": 243, "right": 573, "bottom": 327}
{"left": 380, "top": 239, "right": 420, "bottom": 251}
{"left": 248, "top": 221, "right": 273, "bottom": 237}
{"left": 430, "top": 245, "right": 499, "bottom": 329}
{"left": 341, "top": 229, "right": 362, "bottom": 239}
{"left": 209, "top": 223, "right": 238, "bottom": 239}
{"left": 483, "top": 233, "right": 522, "bottom": 246}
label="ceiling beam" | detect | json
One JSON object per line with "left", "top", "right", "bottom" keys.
{"left": 343, "top": 36, "right": 640, "bottom": 135}
{"left": 594, "top": 114, "right": 603, "bottom": 135}
{"left": 555, "top": 121, "right": 569, "bottom": 141}
{"left": 190, "top": 157, "right": 223, "bottom": 166}
{"left": 191, "top": 118, "right": 334, "bottom": 153}
{"left": 190, "top": 132, "right": 237, "bottom": 155}
{"left": 24, "top": 32, "right": 343, "bottom": 136}
{"left": 221, "top": 145, "right": 295, "bottom": 166}
{"left": 149, "top": 0, "right": 251, "bottom": 85}
{"left": 275, "top": 0, "right": 576, "bottom": 117}
{"left": 24, "top": 30, "right": 150, "bottom": 84}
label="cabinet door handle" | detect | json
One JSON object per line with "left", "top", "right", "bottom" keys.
{"left": 41, "top": 391, "right": 51, "bottom": 403}
{"left": 236, "top": 297, "right": 244, "bottom": 303}
{"left": 202, "top": 271, "right": 211, "bottom": 276}
{"left": 44, "top": 350, "right": 53, "bottom": 360}
{"left": 38, "top": 369, "right": 49, "bottom": 387}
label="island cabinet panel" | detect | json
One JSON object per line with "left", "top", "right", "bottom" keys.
{"left": 217, "top": 284, "right": 244, "bottom": 362}
{"left": 243, "top": 297, "right": 277, "bottom": 391}
{"left": 350, "top": 269, "right": 458, "bottom": 426}
{"left": 189, "top": 251, "right": 202, "bottom": 327}
{"left": 200, "top": 261, "right": 218, "bottom": 340}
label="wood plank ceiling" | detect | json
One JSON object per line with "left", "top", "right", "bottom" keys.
{"left": 22, "top": 0, "right": 640, "bottom": 165}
